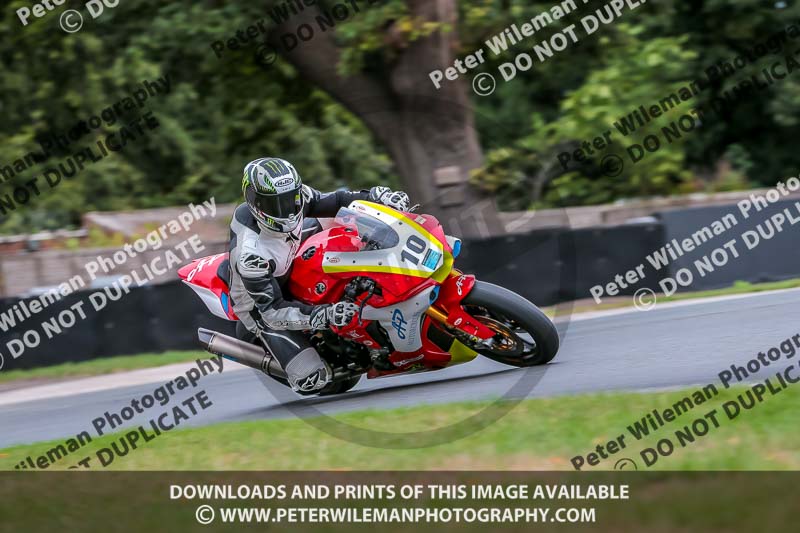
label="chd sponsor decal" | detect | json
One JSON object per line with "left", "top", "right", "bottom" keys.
{"left": 391, "top": 309, "right": 408, "bottom": 340}
{"left": 185, "top": 254, "right": 224, "bottom": 283}
{"left": 456, "top": 275, "right": 467, "bottom": 296}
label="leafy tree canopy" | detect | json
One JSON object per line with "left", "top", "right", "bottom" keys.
{"left": 1, "top": 0, "right": 798, "bottom": 233}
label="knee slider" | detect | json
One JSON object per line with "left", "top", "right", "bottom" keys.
{"left": 285, "top": 348, "right": 331, "bottom": 393}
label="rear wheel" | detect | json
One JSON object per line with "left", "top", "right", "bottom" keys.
{"left": 460, "top": 281, "right": 559, "bottom": 367}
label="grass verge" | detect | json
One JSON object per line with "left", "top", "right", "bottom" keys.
{"left": 2, "top": 381, "right": 798, "bottom": 471}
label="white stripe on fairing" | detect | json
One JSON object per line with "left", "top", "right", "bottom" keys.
{"left": 183, "top": 281, "right": 232, "bottom": 320}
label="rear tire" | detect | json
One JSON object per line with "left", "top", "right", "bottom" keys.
{"left": 461, "top": 281, "right": 559, "bottom": 367}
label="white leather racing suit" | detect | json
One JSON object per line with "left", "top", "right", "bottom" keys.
{"left": 228, "top": 185, "right": 371, "bottom": 393}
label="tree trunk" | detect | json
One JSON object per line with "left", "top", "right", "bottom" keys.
{"left": 267, "top": 0, "right": 505, "bottom": 238}
{"left": 375, "top": 104, "right": 502, "bottom": 239}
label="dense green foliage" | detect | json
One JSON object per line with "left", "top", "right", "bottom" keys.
{"left": 1, "top": 0, "right": 798, "bottom": 233}
{"left": 467, "top": 0, "right": 800, "bottom": 208}
{"left": 0, "top": 1, "right": 395, "bottom": 234}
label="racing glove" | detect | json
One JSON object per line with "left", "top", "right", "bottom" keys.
{"left": 369, "top": 186, "right": 411, "bottom": 212}
{"left": 310, "top": 301, "right": 359, "bottom": 330}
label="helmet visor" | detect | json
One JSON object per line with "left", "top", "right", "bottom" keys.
{"left": 246, "top": 185, "right": 303, "bottom": 220}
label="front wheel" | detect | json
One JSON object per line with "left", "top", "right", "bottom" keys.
{"left": 460, "top": 281, "right": 559, "bottom": 367}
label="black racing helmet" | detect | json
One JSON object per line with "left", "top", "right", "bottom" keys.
{"left": 242, "top": 157, "right": 304, "bottom": 233}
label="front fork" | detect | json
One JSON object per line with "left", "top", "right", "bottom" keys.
{"left": 424, "top": 272, "right": 495, "bottom": 343}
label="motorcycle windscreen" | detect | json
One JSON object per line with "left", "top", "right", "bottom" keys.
{"left": 334, "top": 207, "right": 400, "bottom": 250}
{"left": 324, "top": 202, "right": 446, "bottom": 281}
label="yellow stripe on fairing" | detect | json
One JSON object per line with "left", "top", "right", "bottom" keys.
{"left": 431, "top": 251, "right": 454, "bottom": 283}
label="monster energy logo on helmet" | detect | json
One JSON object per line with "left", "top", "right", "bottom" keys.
{"left": 242, "top": 157, "right": 304, "bottom": 233}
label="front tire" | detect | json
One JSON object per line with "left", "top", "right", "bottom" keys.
{"left": 461, "top": 281, "right": 559, "bottom": 367}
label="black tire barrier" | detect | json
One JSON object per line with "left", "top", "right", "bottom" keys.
{"left": 0, "top": 281, "right": 235, "bottom": 372}
{"left": 455, "top": 223, "right": 665, "bottom": 307}
{"left": 655, "top": 199, "right": 800, "bottom": 291}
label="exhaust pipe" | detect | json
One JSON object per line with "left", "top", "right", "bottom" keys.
{"left": 198, "top": 328, "right": 287, "bottom": 381}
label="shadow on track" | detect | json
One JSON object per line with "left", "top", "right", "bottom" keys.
{"left": 239, "top": 366, "right": 540, "bottom": 420}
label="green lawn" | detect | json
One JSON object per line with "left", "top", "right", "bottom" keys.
{"left": 2, "top": 382, "right": 798, "bottom": 471}
{"left": 0, "top": 351, "right": 203, "bottom": 385}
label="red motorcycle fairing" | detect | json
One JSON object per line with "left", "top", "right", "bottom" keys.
{"left": 430, "top": 273, "right": 494, "bottom": 341}
{"left": 178, "top": 253, "right": 238, "bottom": 321}
{"left": 287, "top": 226, "right": 363, "bottom": 306}
{"left": 287, "top": 225, "right": 439, "bottom": 309}
{"left": 180, "top": 202, "right": 495, "bottom": 379}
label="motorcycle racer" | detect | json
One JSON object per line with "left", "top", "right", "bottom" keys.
{"left": 230, "top": 157, "right": 410, "bottom": 394}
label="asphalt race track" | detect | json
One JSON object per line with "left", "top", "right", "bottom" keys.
{"left": 2, "top": 289, "right": 799, "bottom": 449}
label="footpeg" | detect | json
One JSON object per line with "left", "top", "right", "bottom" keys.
{"left": 369, "top": 348, "right": 394, "bottom": 371}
